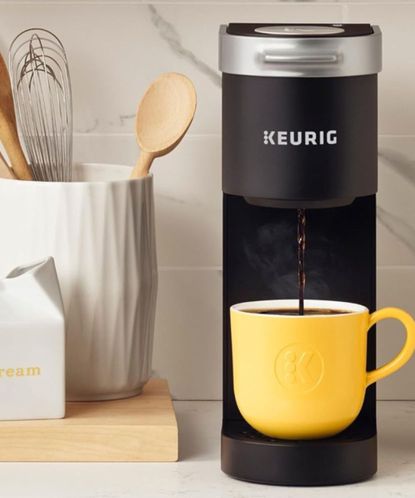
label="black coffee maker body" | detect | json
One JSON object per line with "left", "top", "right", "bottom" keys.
{"left": 220, "top": 24, "right": 382, "bottom": 486}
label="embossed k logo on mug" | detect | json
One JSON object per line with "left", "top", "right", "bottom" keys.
{"left": 275, "top": 345, "right": 324, "bottom": 392}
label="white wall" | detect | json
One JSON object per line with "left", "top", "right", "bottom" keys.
{"left": 1, "top": 0, "right": 415, "bottom": 400}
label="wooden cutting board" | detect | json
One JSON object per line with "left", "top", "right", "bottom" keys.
{"left": 0, "top": 378, "right": 178, "bottom": 462}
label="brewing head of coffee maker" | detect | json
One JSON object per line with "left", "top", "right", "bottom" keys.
{"left": 219, "top": 24, "right": 382, "bottom": 209}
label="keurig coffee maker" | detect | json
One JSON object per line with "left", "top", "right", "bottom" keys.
{"left": 219, "top": 24, "right": 382, "bottom": 485}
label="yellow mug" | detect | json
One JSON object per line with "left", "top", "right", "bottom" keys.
{"left": 230, "top": 299, "right": 415, "bottom": 440}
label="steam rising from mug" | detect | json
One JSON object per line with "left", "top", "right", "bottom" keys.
{"left": 243, "top": 221, "right": 332, "bottom": 299}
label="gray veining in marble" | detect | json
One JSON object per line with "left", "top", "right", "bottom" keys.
{"left": 148, "top": 5, "right": 222, "bottom": 88}
{"left": 118, "top": 114, "right": 135, "bottom": 126}
{"left": 75, "top": 118, "right": 99, "bottom": 134}
{"left": 112, "top": 5, "right": 222, "bottom": 127}
{"left": 377, "top": 205, "right": 415, "bottom": 254}
{"left": 377, "top": 149, "right": 415, "bottom": 254}
{"left": 380, "top": 148, "right": 415, "bottom": 185}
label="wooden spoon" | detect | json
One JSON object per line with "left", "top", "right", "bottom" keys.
{"left": 0, "top": 151, "right": 16, "bottom": 179}
{"left": 0, "top": 52, "right": 32, "bottom": 180}
{"left": 130, "top": 73, "right": 196, "bottom": 179}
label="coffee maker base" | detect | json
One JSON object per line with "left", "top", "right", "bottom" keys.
{"left": 221, "top": 421, "right": 377, "bottom": 486}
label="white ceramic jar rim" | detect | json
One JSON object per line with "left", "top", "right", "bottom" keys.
{"left": 0, "top": 163, "right": 151, "bottom": 186}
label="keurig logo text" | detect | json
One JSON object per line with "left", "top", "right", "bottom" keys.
{"left": 263, "top": 130, "right": 337, "bottom": 146}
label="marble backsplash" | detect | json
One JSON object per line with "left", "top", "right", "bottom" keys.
{"left": 0, "top": 0, "right": 414, "bottom": 399}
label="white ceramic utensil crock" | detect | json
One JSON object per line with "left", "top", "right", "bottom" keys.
{"left": 0, "top": 257, "right": 65, "bottom": 420}
{"left": 0, "top": 164, "right": 158, "bottom": 400}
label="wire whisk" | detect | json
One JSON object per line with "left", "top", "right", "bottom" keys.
{"left": 9, "top": 28, "right": 73, "bottom": 181}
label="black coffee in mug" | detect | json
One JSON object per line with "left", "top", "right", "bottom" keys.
{"left": 246, "top": 308, "right": 352, "bottom": 316}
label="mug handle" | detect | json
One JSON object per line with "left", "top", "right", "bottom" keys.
{"left": 366, "top": 307, "right": 415, "bottom": 387}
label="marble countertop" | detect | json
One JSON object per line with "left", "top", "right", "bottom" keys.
{"left": 0, "top": 400, "right": 414, "bottom": 497}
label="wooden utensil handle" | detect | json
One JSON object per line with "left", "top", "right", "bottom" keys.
{"left": 0, "top": 151, "right": 16, "bottom": 179}
{"left": 2, "top": 130, "right": 31, "bottom": 180}
{"left": 0, "top": 52, "right": 32, "bottom": 180}
{"left": 130, "top": 151, "right": 154, "bottom": 179}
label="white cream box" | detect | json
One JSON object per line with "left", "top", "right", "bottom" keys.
{"left": 0, "top": 257, "right": 65, "bottom": 420}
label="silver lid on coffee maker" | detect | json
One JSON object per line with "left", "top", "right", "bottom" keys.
{"left": 219, "top": 24, "right": 382, "bottom": 78}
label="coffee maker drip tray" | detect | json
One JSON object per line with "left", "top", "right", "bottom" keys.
{"left": 222, "top": 420, "right": 377, "bottom": 486}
